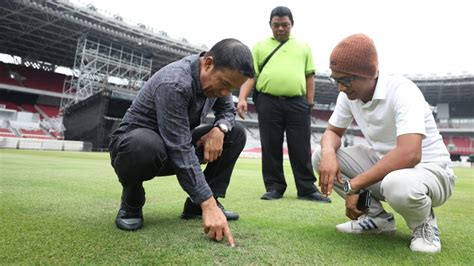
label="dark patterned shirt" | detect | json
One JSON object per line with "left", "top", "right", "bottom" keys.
{"left": 117, "top": 53, "right": 236, "bottom": 204}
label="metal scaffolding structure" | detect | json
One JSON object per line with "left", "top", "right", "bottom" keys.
{"left": 61, "top": 37, "right": 152, "bottom": 110}
{"left": 0, "top": 0, "right": 201, "bottom": 71}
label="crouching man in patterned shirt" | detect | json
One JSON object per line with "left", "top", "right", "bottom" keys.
{"left": 109, "top": 39, "right": 254, "bottom": 247}
{"left": 312, "top": 34, "right": 456, "bottom": 253}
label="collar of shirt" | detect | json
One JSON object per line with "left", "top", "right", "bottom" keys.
{"left": 360, "top": 73, "right": 388, "bottom": 108}
{"left": 270, "top": 35, "right": 294, "bottom": 42}
{"left": 371, "top": 73, "right": 388, "bottom": 100}
{"left": 191, "top": 52, "right": 205, "bottom": 96}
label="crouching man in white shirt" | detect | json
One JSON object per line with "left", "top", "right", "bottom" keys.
{"left": 312, "top": 33, "right": 456, "bottom": 253}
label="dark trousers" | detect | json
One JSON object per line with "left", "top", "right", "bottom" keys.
{"left": 109, "top": 123, "right": 246, "bottom": 207}
{"left": 256, "top": 92, "right": 317, "bottom": 196}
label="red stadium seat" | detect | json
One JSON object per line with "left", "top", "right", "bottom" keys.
{"left": 19, "top": 128, "right": 53, "bottom": 140}
{"left": 36, "top": 104, "right": 60, "bottom": 118}
{"left": 0, "top": 100, "right": 18, "bottom": 110}
{"left": 0, "top": 127, "right": 16, "bottom": 137}
{"left": 0, "top": 63, "right": 65, "bottom": 93}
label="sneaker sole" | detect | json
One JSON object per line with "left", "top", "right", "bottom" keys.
{"left": 410, "top": 246, "right": 441, "bottom": 253}
{"left": 336, "top": 227, "right": 396, "bottom": 235}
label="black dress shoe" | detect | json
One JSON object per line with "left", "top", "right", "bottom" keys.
{"left": 180, "top": 197, "right": 239, "bottom": 221}
{"left": 260, "top": 191, "right": 283, "bottom": 200}
{"left": 297, "top": 191, "right": 332, "bottom": 203}
{"left": 115, "top": 201, "right": 144, "bottom": 231}
{"left": 180, "top": 197, "right": 202, "bottom": 220}
{"left": 216, "top": 200, "right": 239, "bottom": 221}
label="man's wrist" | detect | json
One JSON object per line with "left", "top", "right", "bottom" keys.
{"left": 343, "top": 179, "right": 361, "bottom": 195}
{"left": 321, "top": 147, "right": 337, "bottom": 157}
{"left": 200, "top": 196, "right": 217, "bottom": 210}
{"left": 350, "top": 176, "right": 364, "bottom": 191}
{"left": 215, "top": 123, "right": 229, "bottom": 134}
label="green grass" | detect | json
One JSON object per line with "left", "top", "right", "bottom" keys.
{"left": 1, "top": 149, "right": 473, "bottom": 264}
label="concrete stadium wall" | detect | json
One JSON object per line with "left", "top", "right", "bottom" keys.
{"left": 0, "top": 137, "right": 91, "bottom": 151}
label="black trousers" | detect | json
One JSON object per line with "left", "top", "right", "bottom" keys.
{"left": 256, "top": 92, "right": 317, "bottom": 196}
{"left": 109, "top": 123, "right": 246, "bottom": 207}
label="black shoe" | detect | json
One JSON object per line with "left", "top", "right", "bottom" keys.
{"left": 115, "top": 201, "right": 144, "bottom": 231}
{"left": 216, "top": 200, "right": 239, "bottom": 221}
{"left": 260, "top": 191, "right": 283, "bottom": 200}
{"left": 180, "top": 197, "right": 202, "bottom": 220}
{"left": 298, "top": 191, "right": 332, "bottom": 203}
{"left": 180, "top": 197, "right": 239, "bottom": 221}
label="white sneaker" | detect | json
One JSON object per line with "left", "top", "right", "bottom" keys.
{"left": 410, "top": 216, "right": 441, "bottom": 253}
{"left": 336, "top": 213, "right": 396, "bottom": 234}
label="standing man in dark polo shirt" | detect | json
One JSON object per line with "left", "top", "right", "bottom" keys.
{"left": 109, "top": 38, "right": 254, "bottom": 246}
{"left": 237, "top": 6, "right": 330, "bottom": 203}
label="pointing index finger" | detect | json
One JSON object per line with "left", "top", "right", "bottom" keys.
{"left": 224, "top": 225, "right": 235, "bottom": 248}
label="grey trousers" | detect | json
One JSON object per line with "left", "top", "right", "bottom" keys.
{"left": 312, "top": 145, "right": 456, "bottom": 229}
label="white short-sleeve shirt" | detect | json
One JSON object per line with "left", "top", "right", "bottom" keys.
{"left": 329, "top": 74, "right": 451, "bottom": 163}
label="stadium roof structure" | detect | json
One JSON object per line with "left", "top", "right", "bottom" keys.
{"left": 314, "top": 74, "right": 474, "bottom": 105}
{"left": 0, "top": 0, "right": 202, "bottom": 73}
{"left": 1, "top": 0, "right": 472, "bottom": 106}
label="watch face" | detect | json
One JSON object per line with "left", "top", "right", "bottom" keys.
{"left": 343, "top": 180, "right": 350, "bottom": 193}
{"left": 219, "top": 124, "right": 228, "bottom": 133}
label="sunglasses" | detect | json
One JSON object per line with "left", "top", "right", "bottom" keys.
{"left": 328, "top": 76, "right": 361, "bottom": 88}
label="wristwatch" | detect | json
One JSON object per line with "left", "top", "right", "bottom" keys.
{"left": 343, "top": 180, "right": 360, "bottom": 195}
{"left": 216, "top": 123, "right": 229, "bottom": 134}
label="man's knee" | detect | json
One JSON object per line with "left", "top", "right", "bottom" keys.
{"left": 228, "top": 123, "right": 246, "bottom": 147}
{"left": 122, "top": 129, "right": 164, "bottom": 155}
{"left": 112, "top": 128, "right": 167, "bottom": 181}
{"left": 381, "top": 169, "right": 426, "bottom": 210}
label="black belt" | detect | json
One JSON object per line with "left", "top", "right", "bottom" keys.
{"left": 258, "top": 91, "right": 304, "bottom": 100}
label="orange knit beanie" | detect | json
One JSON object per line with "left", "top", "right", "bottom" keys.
{"left": 330, "top": 33, "right": 379, "bottom": 79}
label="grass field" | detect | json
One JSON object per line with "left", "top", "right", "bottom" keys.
{"left": 1, "top": 149, "right": 473, "bottom": 264}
